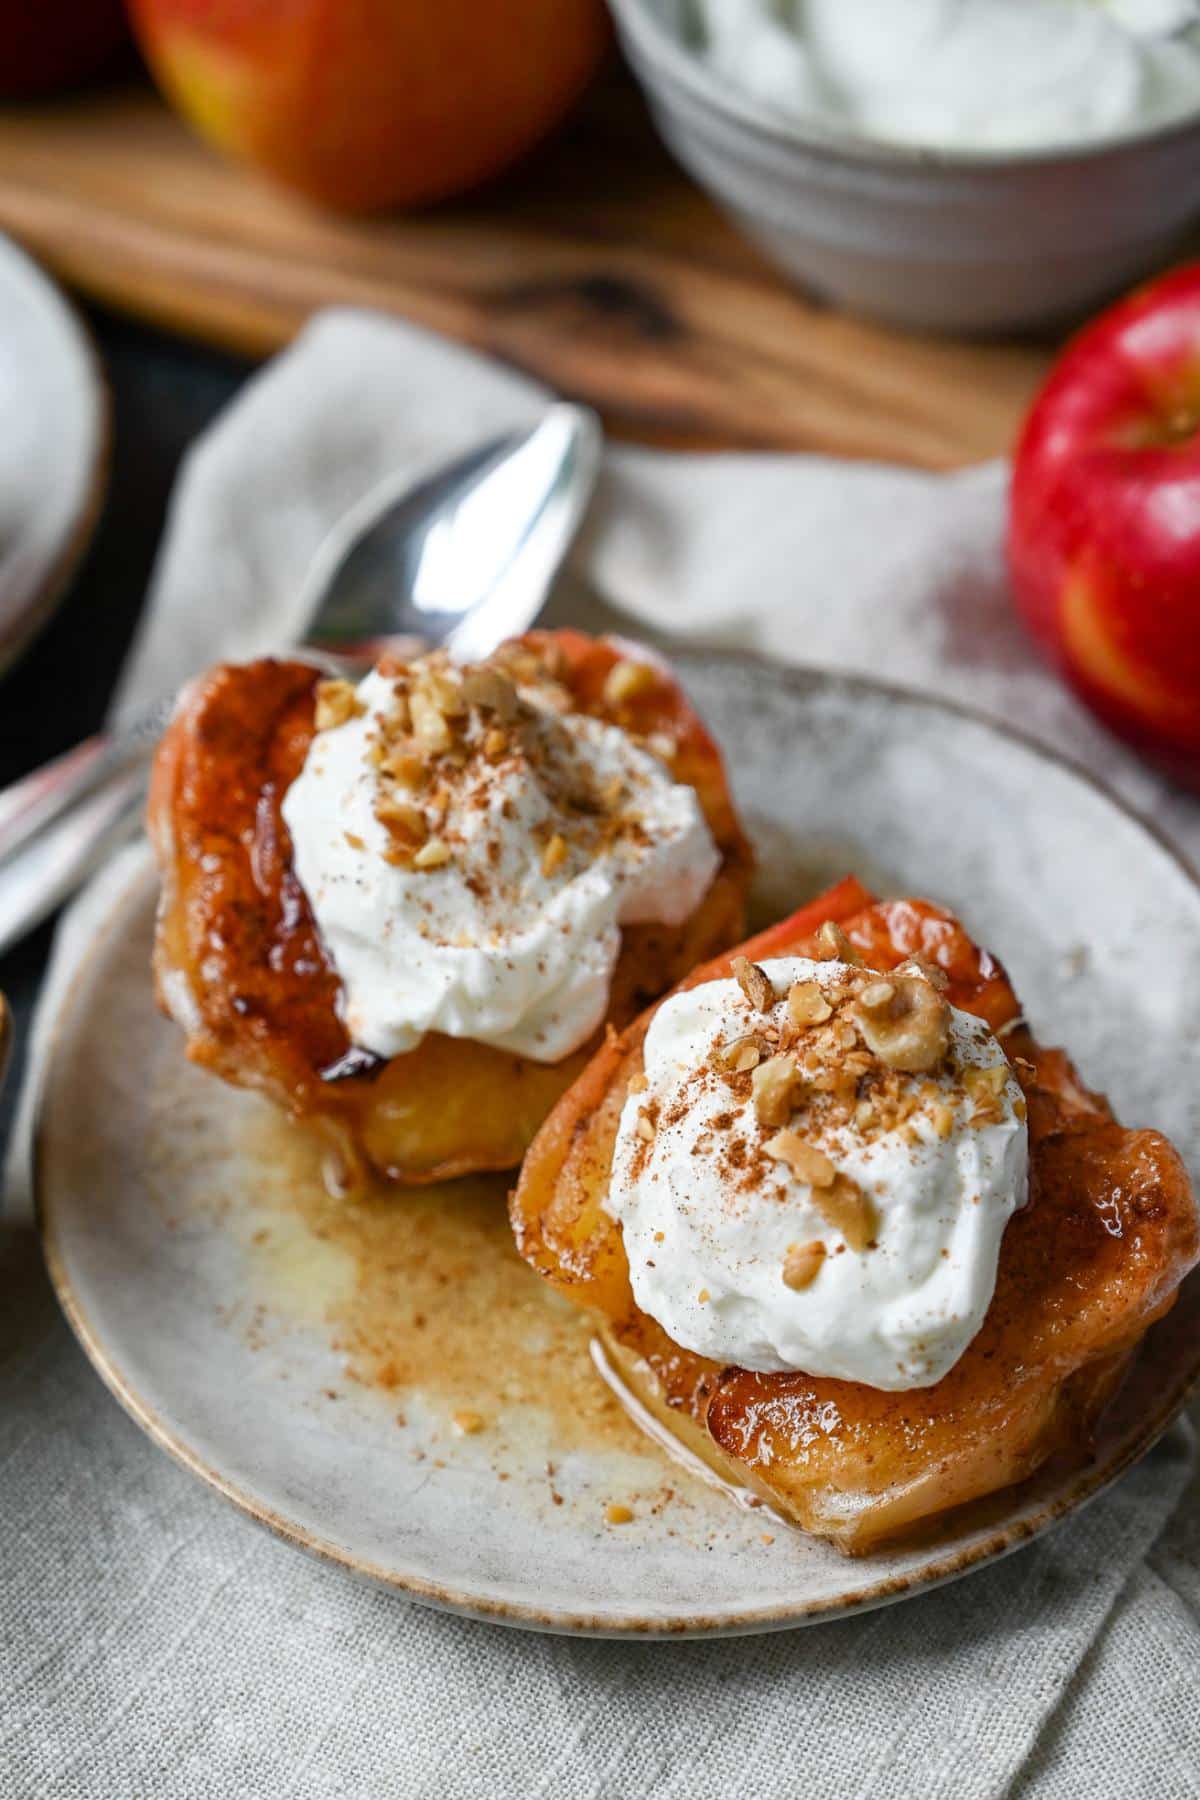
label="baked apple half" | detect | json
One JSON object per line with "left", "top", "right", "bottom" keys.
{"left": 511, "top": 877, "right": 1199, "bottom": 1554}
{"left": 149, "top": 630, "right": 751, "bottom": 1187}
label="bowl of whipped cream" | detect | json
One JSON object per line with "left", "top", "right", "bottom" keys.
{"left": 608, "top": 0, "right": 1200, "bottom": 332}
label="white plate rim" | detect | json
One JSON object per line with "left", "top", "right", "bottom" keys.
{"left": 0, "top": 232, "right": 109, "bottom": 673}
{"left": 33, "top": 658, "right": 1200, "bottom": 1637}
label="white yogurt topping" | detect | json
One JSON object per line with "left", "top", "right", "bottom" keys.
{"left": 281, "top": 657, "right": 720, "bottom": 1064}
{"left": 606, "top": 956, "right": 1028, "bottom": 1390}
{"left": 691, "top": 0, "right": 1200, "bottom": 150}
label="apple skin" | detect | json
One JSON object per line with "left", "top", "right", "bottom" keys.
{"left": 0, "top": 0, "right": 129, "bottom": 97}
{"left": 1008, "top": 263, "right": 1200, "bottom": 790}
{"left": 127, "top": 0, "right": 611, "bottom": 212}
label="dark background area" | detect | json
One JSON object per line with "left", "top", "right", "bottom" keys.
{"left": 0, "top": 308, "right": 251, "bottom": 1155}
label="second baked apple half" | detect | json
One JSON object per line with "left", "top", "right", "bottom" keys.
{"left": 511, "top": 879, "right": 1199, "bottom": 1553}
{"left": 149, "top": 630, "right": 751, "bottom": 1187}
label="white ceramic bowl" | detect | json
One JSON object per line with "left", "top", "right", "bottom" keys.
{"left": 609, "top": 0, "right": 1200, "bottom": 334}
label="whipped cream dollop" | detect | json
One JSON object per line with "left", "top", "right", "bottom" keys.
{"left": 281, "top": 648, "right": 720, "bottom": 1064}
{"left": 607, "top": 949, "right": 1028, "bottom": 1390}
{"left": 693, "top": 0, "right": 1200, "bottom": 151}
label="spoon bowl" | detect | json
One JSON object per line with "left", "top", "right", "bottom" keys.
{"left": 0, "top": 403, "right": 602, "bottom": 957}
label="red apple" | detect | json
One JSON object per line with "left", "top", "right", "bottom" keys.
{"left": 127, "top": 0, "right": 611, "bottom": 213}
{"left": 0, "top": 0, "right": 129, "bottom": 97}
{"left": 1009, "top": 264, "right": 1200, "bottom": 789}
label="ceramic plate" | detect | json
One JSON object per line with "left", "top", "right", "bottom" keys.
{"left": 36, "top": 659, "right": 1200, "bottom": 1638}
{"left": 0, "top": 233, "right": 108, "bottom": 672}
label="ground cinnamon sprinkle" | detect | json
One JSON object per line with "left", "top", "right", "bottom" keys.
{"left": 625, "top": 956, "right": 1010, "bottom": 1255}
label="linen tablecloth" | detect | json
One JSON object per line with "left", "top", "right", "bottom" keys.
{"left": 5, "top": 312, "right": 1199, "bottom": 1798}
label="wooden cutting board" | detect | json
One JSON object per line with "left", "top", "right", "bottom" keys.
{"left": 0, "top": 72, "right": 1055, "bottom": 467}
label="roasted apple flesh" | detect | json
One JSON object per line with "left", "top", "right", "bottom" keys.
{"left": 148, "top": 631, "right": 752, "bottom": 1186}
{"left": 511, "top": 879, "right": 1199, "bottom": 1553}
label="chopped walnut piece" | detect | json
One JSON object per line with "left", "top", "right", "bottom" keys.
{"left": 782, "top": 1240, "right": 826, "bottom": 1292}
{"left": 375, "top": 796, "right": 427, "bottom": 844}
{"left": 928, "top": 1099, "right": 955, "bottom": 1139}
{"left": 420, "top": 664, "right": 467, "bottom": 717}
{"left": 635, "top": 1110, "right": 656, "bottom": 1143}
{"left": 314, "top": 678, "right": 363, "bottom": 732}
{"left": 604, "top": 658, "right": 658, "bottom": 707}
{"left": 855, "top": 971, "right": 951, "bottom": 1073}
{"left": 764, "top": 1134, "right": 877, "bottom": 1250}
{"left": 387, "top": 689, "right": 411, "bottom": 734}
{"left": 1012, "top": 1056, "right": 1037, "bottom": 1081}
{"left": 382, "top": 746, "right": 425, "bottom": 789}
{"left": 859, "top": 979, "right": 895, "bottom": 1009}
{"left": 410, "top": 687, "right": 453, "bottom": 755}
{"left": 965, "top": 1062, "right": 1009, "bottom": 1125}
{"left": 722, "top": 1034, "right": 765, "bottom": 1073}
{"left": 732, "top": 955, "right": 775, "bottom": 1011}
{"left": 764, "top": 1130, "right": 835, "bottom": 1187}
{"left": 413, "top": 837, "right": 452, "bottom": 870}
{"left": 541, "top": 833, "right": 568, "bottom": 877}
{"left": 451, "top": 1410, "right": 485, "bottom": 1436}
{"left": 815, "top": 1176, "right": 878, "bottom": 1253}
{"left": 815, "top": 920, "right": 862, "bottom": 965}
{"left": 752, "top": 1054, "right": 801, "bottom": 1127}
{"left": 482, "top": 727, "right": 508, "bottom": 760}
{"left": 460, "top": 663, "right": 518, "bottom": 719}
{"left": 897, "top": 956, "right": 949, "bottom": 992}
{"left": 787, "top": 980, "right": 833, "bottom": 1028}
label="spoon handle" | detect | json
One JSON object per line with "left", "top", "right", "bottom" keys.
{"left": 0, "top": 761, "right": 148, "bottom": 958}
{"left": 0, "top": 697, "right": 173, "bottom": 870}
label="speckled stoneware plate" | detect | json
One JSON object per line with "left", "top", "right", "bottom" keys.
{"left": 0, "top": 233, "right": 108, "bottom": 672}
{"left": 36, "top": 660, "right": 1200, "bottom": 1638}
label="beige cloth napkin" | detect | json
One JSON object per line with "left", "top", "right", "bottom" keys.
{"left": 6, "top": 311, "right": 1200, "bottom": 1799}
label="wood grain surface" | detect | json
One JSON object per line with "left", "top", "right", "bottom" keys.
{"left": 0, "top": 73, "right": 1055, "bottom": 466}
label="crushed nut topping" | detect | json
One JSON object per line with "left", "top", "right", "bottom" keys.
{"left": 854, "top": 970, "right": 951, "bottom": 1073}
{"left": 897, "top": 955, "right": 949, "bottom": 993}
{"left": 732, "top": 956, "right": 775, "bottom": 1011}
{"left": 965, "top": 1062, "right": 1009, "bottom": 1125}
{"left": 787, "top": 980, "right": 833, "bottom": 1027}
{"left": 375, "top": 796, "right": 427, "bottom": 844}
{"left": 765, "top": 1129, "right": 835, "bottom": 1186}
{"left": 413, "top": 837, "right": 452, "bottom": 870}
{"left": 782, "top": 1240, "right": 826, "bottom": 1291}
{"left": 814, "top": 1176, "right": 878, "bottom": 1253}
{"left": 752, "top": 1054, "right": 801, "bottom": 1127}
{"left": 541, "top": 832, "right": 568, "bottom": 877}
{"left": 314, "top": 678, "right": 364, "bottom": 732}
{"left": 722, "top": 1034, "right": 765, "bottom": 1073}
{"left": 451, "top": 1410, "right": 485, "bottom": 1436}
{"left": 604, "top": 658, "right": 658, "bottom": 708}
{"left": 815, "top": 920, "right": 862, "bottom": 965}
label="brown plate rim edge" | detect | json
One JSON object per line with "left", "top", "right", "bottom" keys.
{"left": 33, "top": 656, "right": 1200, "bottom": 1639}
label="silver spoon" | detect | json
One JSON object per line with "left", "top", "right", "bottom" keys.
{"left": 0, "top": 402, "right": 602, "bottom": 956}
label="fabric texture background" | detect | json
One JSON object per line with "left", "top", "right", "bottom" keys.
{"left": 5, "top": 310, "right": 1199, "bottom": 1799}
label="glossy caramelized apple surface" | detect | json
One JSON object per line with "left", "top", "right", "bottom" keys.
{"left": 510, "top": 878, "right": 1200, "bottom": 1553}
{"left": 148, "top": 631, "right": 752, "bottom": 1185}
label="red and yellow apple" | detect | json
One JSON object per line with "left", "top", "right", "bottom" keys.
{"left": 1008, "top": 263, "right": 1200, "bottom": 789}
{"left": 0, "top": 0, "right": 129, "bottom": 96}
{"left": 127, "top": 0, "right": 611, "bottom": 212}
